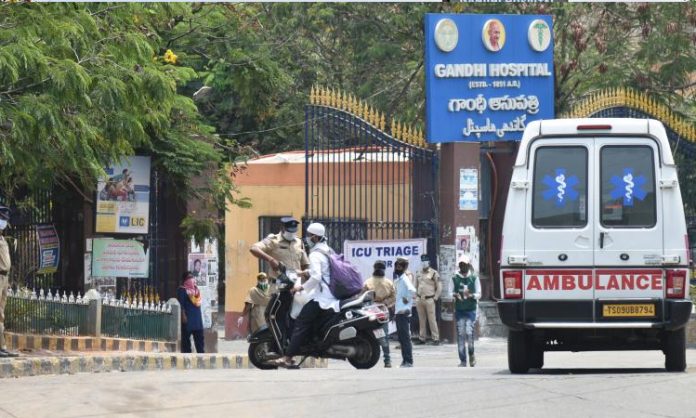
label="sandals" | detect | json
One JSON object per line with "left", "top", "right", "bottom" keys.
{"left": 269, "top": 358, "right": 298, "bottom": 369}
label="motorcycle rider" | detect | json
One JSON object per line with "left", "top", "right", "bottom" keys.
{"left": 272, "top": 222, "right": 339, "bottom": 368}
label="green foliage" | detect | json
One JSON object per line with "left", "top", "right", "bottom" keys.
{"left": 159, "top": 3, "right": 696, "bottom": 154}
{"left": 551, "top": 3, "right": 696, "bottom": 115}
{"left": 3, "top": 3, "right": 696, "bottom": 216}
{"left": 180, "top": 215, "right": 220, "bottom": 249}
{"left": 0, "top": 3, "right": 241, "bottom": 213}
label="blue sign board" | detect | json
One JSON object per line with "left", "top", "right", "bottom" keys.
{"left": 425, "top": 14, "right": 554, "bottom": 142}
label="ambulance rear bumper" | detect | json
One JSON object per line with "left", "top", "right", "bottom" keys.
{"left": 497, "top": 299, "right": 692, "bottom": 331}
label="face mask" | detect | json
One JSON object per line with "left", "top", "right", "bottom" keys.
{"left": 282, "top": 231, "right": 296, "bottom": 241}
{"left": 258, "top": 282, "right": 269, "bottom": 291}
{"left": 422, "top": 262, "right": 430, "bottom": 270}
{"left": 304, "top": 237, "right": 316, "bottom": 249}
{"left": 0, "top": 220, "right": 7, "bottom": 230}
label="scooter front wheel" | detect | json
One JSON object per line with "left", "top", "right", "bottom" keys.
{"left": 348, "top": 331, "right": 381, "bottom": 369}
{"left": 248, "top": 341, "right": 279, "bottom": 370}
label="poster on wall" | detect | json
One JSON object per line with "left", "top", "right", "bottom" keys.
{"left": 459, "top": 168, "right": 478, "bottom": 211}
{"left": 455, "top": 226, "right": 480, "bottom": 274}
{"left": 344, "top": 239, "right": 427, "bottom": 282}
{"left": 190, "top": 237, "right": 219, "bottom": 305}
{"left": 438, "top": 245, "right": 457, "bottom": 322}
{"left": 36, "top": 224, "right": 60, "bottom": 274}
{"left": 189, "top": 246, "right": 215, "bottom": 327}
{"left": 95, "top": 156, "right": 151, "bottom": 234}
{"left": 188, "top": 253, "right": 209, "bottom": 287}
{"left": 93, "top": 276, "right": 117, "bottom": 296}
{"left": 199, "top": 286, "right": 213, "bottom": 329}
{"left": 84, "top": 253, "right": 92, "bottom": 287}
{"left": 91, "top": 239, "right": 149, "bottom": 278}
{"left": 438, "top": 245, "right": 457, "bottom": 300}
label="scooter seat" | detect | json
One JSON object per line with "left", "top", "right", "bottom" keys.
{"left": 340, "top": 291, "right": 373, "bottom": 310}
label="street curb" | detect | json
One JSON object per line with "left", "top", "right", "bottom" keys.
{"left": 4, "top": 332, "right": 177, "bottom": 353}
{"left": 0, "top": 354, "right": 328, "bottom": 379}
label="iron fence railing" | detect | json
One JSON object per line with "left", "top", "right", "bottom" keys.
{"left": 305, "top": 103, "right": 439, "bottom": 266}
{"left": 5, "top": 289, "right": 89, "bottom": 336}
{"left": 101, "top": 304, "right": 173, "bottom": 341}
{"left": 4, "top": 289, "right": 176, "bottom": 342}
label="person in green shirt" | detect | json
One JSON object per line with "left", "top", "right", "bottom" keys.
{"left": 452, "top": 255, "right": 481, "bottom": 367}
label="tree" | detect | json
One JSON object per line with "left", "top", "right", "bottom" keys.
{"left": 164, "top": 3, "right": 696, "bottom": 155}
{"left": 0, "top": 3, "right": 243, "bottom": 213}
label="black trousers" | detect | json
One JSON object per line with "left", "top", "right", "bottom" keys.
{"left": 287, "top": 301, "right": 334, "bottom": 357}
{"left": 182, "top": 328, "right": 205, "bottom": 353}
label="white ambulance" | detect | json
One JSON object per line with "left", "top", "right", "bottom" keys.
{"left": 498, "top": 118, "right": 691, "bottom": 373}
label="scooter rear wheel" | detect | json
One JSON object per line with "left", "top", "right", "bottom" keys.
{"left": 348, "top": 331, "right": 381, "bottom": 369}
{"left": 249, "top": 341, "right": 279, "bottom": 370}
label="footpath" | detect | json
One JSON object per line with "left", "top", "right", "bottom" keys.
{"left": 0, "top": 329, "right": 327, "bottom": 379}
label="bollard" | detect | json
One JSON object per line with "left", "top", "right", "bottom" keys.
{"left": 167, "top": 298, "right": 181, "bottom": 352}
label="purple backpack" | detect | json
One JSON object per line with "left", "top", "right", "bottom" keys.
{"left": 317, "top": 249, "right": 363, "bottom": 299}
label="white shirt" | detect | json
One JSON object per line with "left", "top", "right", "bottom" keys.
{"left": 301, "top": 241, "right": 341, "bottom": 312}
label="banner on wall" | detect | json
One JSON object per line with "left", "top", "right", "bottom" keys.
{"left": 91, "top": 239, "right": 149, "bottom": 278}
{"left": 36, "top": 224, "right": 60, "bottom": 274}
{"left": 95, "top": 156, "right": 151, "bottom": 234}
{"left": 459, "top": 168, "right": 479, "bottom": 211}
{"left": 343, "top": 239, "right": 427, "bottom": 282}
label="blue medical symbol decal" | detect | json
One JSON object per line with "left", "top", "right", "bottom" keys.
{"left": 610, "top": 168, "right": 647, "bottom": 206}
{"left": 542, "top": 168, "right": 579, "bottom": 207}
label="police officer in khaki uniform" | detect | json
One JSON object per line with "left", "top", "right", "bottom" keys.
{"left": 249, "top": 217, "right": 309, "bottom": 283}
{"left": 0, "top": 206, "right": 18, "bottom": 357}
{"left": 414, "top": 254, "right": 441, "bottom": 345}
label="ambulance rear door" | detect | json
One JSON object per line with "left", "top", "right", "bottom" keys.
{"left": 524, "top": 139, "right": 594, "bottom": 272}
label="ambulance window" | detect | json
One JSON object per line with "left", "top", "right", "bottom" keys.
{"left": 532, "top": 147, "right": 588, "bottom": 228}
{"left": 600, "top": 146, "right": 656, "bottom": 227}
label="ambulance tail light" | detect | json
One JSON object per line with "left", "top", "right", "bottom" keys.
{"left": 503, "top": 270, "right": 523, "bottom": 299}
{"left": 666, "top": 270, "right": 686, "bottom": 299}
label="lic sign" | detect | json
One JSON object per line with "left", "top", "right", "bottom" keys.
{"left": 425, "top": 14, "right": 555, "bottom": 143}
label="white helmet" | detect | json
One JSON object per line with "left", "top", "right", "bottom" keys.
{"left": 306, "top": 222, "right": 326, "bottom": 237}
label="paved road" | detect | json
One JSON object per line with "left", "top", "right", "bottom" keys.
{"left": 3, "top": 339, "right": 696, "bottom": 418}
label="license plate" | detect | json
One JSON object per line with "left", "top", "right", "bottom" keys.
{"left": 602, "top": 304, "right": 655, "bottom": 317}
{"left": 373, "top": 328, "right": 386, "bottom": 339}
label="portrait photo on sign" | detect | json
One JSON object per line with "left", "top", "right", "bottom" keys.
{"left": 188, "top": 254, "right": 209, "bottom": 287}
{"left": 457, "top": 236, "right": 470, "bottom": 252}
{"left": 482, "top": 19, "right": 505, "bottom": 52}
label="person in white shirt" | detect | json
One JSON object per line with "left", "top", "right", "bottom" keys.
{"left": 272, "top": 222, "right": 339, "bottom": 368}
{"left": 394, "top": 257, "right": 417, "bottom": 368}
